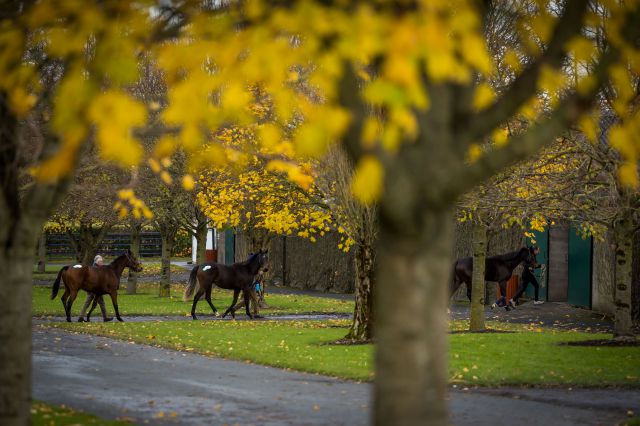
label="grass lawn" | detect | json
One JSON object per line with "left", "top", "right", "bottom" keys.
{"left": 32, "top": 401, "right": 130, "bottom": 425}
{"left": 47, "top": 319, "right": 640, "bottom": 387}
{"left": 33, "top": 284, "right": 353, "bottom": 317}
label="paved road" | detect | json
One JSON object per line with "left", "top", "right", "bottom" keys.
{"left": 33, "top": 327, "right": 637, "bottom": 425}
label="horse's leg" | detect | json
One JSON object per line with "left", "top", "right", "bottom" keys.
{"left": 230, "top": 294, "right": 247, "bottom": 317}
{"left": 108, "top": 291, "right": 124, "bottom": 322}
{"left": 222, "top": 289, "right": 241, "bottom": 319}
{"left": 191, "top": 288, "right": 205, "bottom": 320}
{"left": 204, "top": 287, "right": 219, "bottom": 317}
{"left": 242, "top": 289, "right": 255, "bottom": 319}
{"left": 61, "top": 288, "right": 70, "bottom": 317}
{"left": 65, "top": 290, "right": 79, "bottom": 323}
{"left": 499, "top": 280, "right": 509, "bottom": 310}
{"left": 86, "top": 297, "right": 99, "bottom": 322}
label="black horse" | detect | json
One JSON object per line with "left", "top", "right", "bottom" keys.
{"left": 451, "top": 247, "right": 537, "bottom": 303}
{"left": 184, "top": 250, "right": 269, "bottom": 320}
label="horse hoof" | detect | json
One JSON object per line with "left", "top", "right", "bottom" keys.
{"left": 117, "top": 317, "right": 124, "bottom": 322}
{"left": 192, "top": 316, "right": 198, "bottom": 320}
{"left": 214, "top": 312, "right": 220, "bottom": 317}
{"left": 78, "top": 318, "right": 85, "bottom": 322}
{"left": 104, "top": 317, "right": 113, "bottom": 322}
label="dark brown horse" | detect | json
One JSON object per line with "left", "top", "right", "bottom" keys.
{"left": 184, "top": 250, "right": 269, "bottom": 320}
{"left": 51, "top": 250, "right": 143, "bottom": 322}
{"left": 451, "top": 247, "right": 537, "bottom": 302}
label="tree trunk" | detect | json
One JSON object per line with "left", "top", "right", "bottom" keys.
{"left": 0, "top": 86, "right": 70, "bottom": 425}
{"left": 195, "top": 224, "right": 208, "bottom": 264}
{"left": 613, "top": 216, "right": 635, "bottom": 340}
{"left": 0, "top": 240, "right": 33, "bottom": 426}
{"left": 632, "top": 230, "right": 640, "bottom": 324}
{"left": 80, "top": 225, "right": 96, "bottom": 264}
{"left": 159, "top": 232, "right": 174, "bottom": 297}
{"left": 127, "top": 223, "right": 142, "bottom": 295}
{"left": 37, "top": 231, "right": 46, "bottom": 273}
{"left": 70, "top": 223, "right": 112, "bottom": 265}
{"left": 346, "top": 242, "right": 375, "bottom": 341}
{"left": 470, "top": 223, "right": 487, "bottom": 331}
{"left": 375, "top": 209, "right": 452, "bottom": 426}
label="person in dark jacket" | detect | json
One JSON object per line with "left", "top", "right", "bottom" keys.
{"left": 509, "top": 246, "right": 545, "bottom": 308}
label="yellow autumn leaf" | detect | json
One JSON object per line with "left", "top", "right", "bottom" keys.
{"left": 566, "top": 36, "right": 595, "bottom": 63}
{"left": 351, "top": 155, "right": 383, "bottom": 204}
{"left": 88, "top": 91, "right": 146, "bottom": 167}
{"left": 466, "top": 144, "right": 483, "bottom": 163}
{"left": 472, "top": 83, "right": 495, "bottom": 111}
{"left": 618, "top": 162, "right": 639, "bottom": 187}
{"left": 491, "top": 128, "right": 509, "bottom": 147}
{"left": 182, "top": 175, "right": 195, "bottom": 191}
{"left": 160, "top": 171, "right": 173, "bottom": 185}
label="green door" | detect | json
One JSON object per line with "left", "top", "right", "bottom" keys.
{"left": 568, "top": 226, "right": 592, "bottom": 308}
{"left": 224, "top": 229, "right": 235, "bottom": 265}
{"left": 527, "top": 229, "right": 548, "bottom": 301}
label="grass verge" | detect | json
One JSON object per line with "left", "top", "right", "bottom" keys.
{"left": 46, "top": 320, "right": 640, "bottom": 387}
{"left": 33, "top": 284, "right": 353, "bottom": 317}
{"left": 32, "top": 401, "right": 130, "bottom": 425}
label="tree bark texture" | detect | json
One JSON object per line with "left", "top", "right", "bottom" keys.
{"left": 67, "top": 222, "right": 112, "bottom": 264}
{"left": 374, "top": 208, "right": 453, "bottom": 426}
{"left": 470, "top": 223, "right": 487, "bottom": 331}
{"left": 613, "top": 216, "right": 635, "bottom": 340}
{"left": 0, "top": 243, "right": 33, "bottom": 426}
{"left": 346, "top": 242, "right": 375, "bottom": 341}
{"left": 127, "top": 223, "right": 142, "bottom": 294}
{"left": 159, "top": 230, "right": 176, "bottom": 297}
{"left": 632, "top": 230, "right": 640, "bottom": 324}
{"left": 195, "top": 223, "right": 208, "bottom": 264}
{"left": 37, "top": 231, "right": 46, "bottom": 273}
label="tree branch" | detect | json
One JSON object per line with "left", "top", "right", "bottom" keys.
{"left": 462, "top": 0, "right": 588, "bottom": 143}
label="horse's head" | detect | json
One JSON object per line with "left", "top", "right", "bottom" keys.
{"left": 523, "top": 246, "right": 539, "bottom": 265}
{"left": 125, "top": 249, "right": 143, "bottom": 272}
{"left": 256, "top": 249, "right": 269, "bottom": 273}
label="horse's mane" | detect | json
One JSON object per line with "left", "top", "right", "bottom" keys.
{"left": 108, "top": 252, "right": 131, "bottom": 267}
{"left": 241, "top": 253, "right": 259, "bottom": 265}
{"left": 490, "top": 247, "right": 527, "bottom": 261}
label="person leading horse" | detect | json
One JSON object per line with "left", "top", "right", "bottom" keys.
{"left": 451, "top": 246, "right": 538, "bottom": 311}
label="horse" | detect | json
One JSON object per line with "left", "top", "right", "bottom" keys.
{"left": 451, "top": 247, "right": 537, "bottom": 304}
{"left": 184, "top": 249, "right": 269, "bottom": 320}
{"left": 51, "top": 250, "right": 143, "bottom": 322}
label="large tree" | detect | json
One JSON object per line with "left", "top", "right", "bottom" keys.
{"left": 2, "top": 2, "right": 640, "bottom": 425}
{"left": 49, "top": 150, "right": 128, "bottom": 264}
{"left": 315, "top": 146, "right": 378, "bottom": 341}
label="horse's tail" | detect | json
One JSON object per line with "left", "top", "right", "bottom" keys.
{"left": 51, "top": 266, "right": 69, "bottom": 300}
{"left": 184, "top": 265, "right": 199, "bottom": 301}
